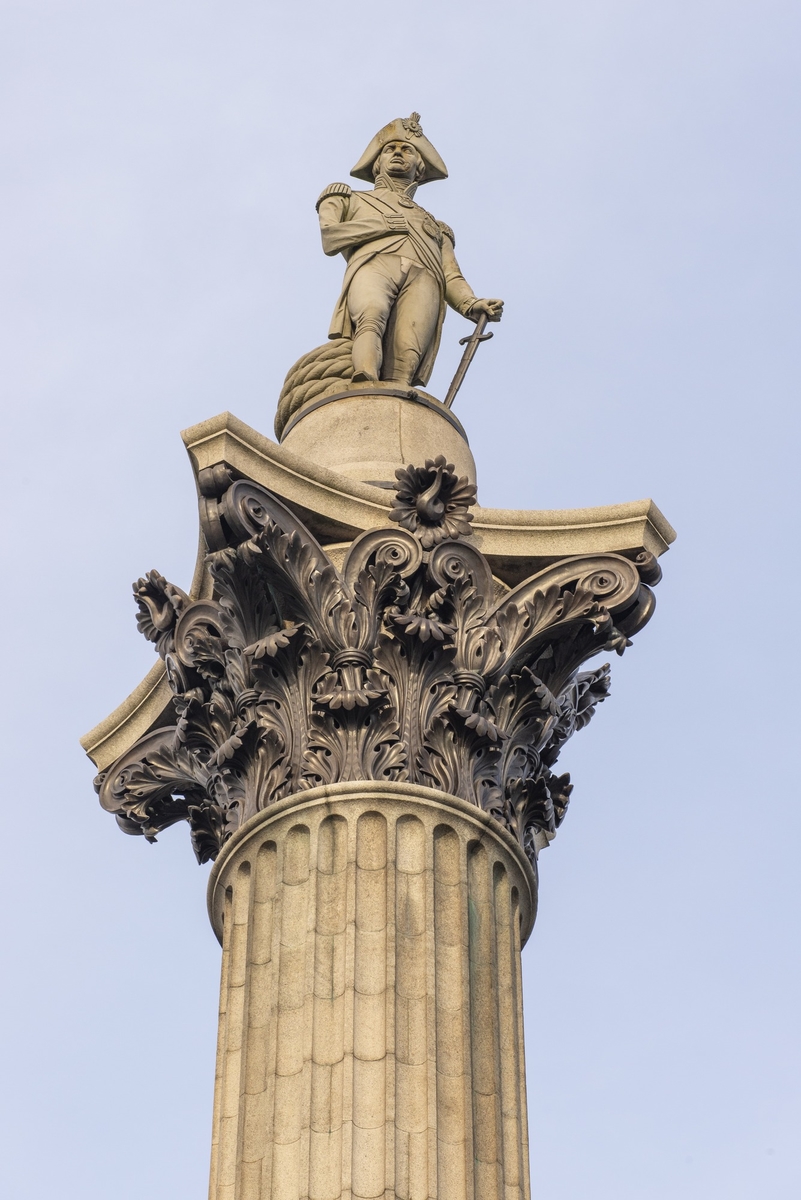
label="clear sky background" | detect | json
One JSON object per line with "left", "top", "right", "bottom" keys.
{"left": 1, "top": 1, "right": 799, "bottom": 1197}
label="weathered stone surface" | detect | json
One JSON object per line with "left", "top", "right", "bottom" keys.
{"left": 279, "top": 387, "right": 476, "bottom": 486}
{"left": 206, "top": 782, "right": 535, "bottom": 1200}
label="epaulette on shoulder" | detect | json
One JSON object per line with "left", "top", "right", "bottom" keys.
{"left": 316, "top": 182, "right": 352, "bottom": 211}
{"left": 438, "top": 220, "right": 456, "bottom": 247}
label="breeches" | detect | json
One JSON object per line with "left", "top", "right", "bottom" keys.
{"left": 347, "top": 254, "right": 441, "bottom": 384}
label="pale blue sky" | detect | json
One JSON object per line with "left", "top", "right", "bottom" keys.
{"left": 1, "top": 1, "right": 799, "bottom": 1196}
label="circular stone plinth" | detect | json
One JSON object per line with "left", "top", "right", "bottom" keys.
{"left": 279, "top": 387, "right": 476, "bottom": 486}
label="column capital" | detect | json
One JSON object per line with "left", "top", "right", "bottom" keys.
{"left": 93, "top": 457, "right": 662, "bottom": 868}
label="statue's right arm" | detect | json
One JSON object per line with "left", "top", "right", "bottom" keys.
{"left": 316, "top": 185, "right": 399, "bottom": 257}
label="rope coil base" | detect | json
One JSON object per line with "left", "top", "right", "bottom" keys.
{"left": 275, "top": 340, "right": 353, "bottom": 439}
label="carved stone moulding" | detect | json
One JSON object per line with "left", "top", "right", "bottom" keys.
{"left": 93, "top": 446, "right": 664, "bottom": 870}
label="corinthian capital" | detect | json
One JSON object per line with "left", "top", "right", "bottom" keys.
{"left": 95, "top": 460, "right": 660, "bottom": 867}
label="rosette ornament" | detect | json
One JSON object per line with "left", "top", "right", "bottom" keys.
{"left": 389, "top": 455, "right": 476, "bottom": 547}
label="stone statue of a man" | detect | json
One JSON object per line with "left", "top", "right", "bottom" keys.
{"left": 317, "top": 114, "right": 503, "bottom": 390}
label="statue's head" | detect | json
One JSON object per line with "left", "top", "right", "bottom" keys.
{"left": 372, "top": 140, "right": 426, "bottom": 185}
{"left": 351, "top": 113, "right": 448, "bottom": 186}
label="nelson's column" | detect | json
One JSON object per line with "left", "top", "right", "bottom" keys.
{"left": 83, "top": 114, "right": 675, "bottom": 1200}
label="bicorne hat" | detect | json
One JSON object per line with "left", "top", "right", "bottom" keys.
{"left": 350, "top": 113, "right": 448, "bottom": 185}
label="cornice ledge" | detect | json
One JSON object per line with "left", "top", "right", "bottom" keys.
{"left": 471, "top": 498, "right": 675, "bottom": 584}
{"left": 80, "top": 660, "right": 172, "bottom": 767}
{"left": 182, "top": 411, "right": 675, "bottom": 562}
{"left": 182, "top": 411, "right": 392, "bottom": 541}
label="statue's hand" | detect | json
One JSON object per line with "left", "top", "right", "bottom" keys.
{"left": 469, "top": 298, "right": 504, "bottom": 323}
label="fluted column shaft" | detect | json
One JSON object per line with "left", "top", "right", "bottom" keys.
{"left": 206, "top": 781, "right": 536, "bottom": 1200}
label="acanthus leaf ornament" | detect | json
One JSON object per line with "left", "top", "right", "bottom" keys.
{"left": 98, "top": 470, "right": 659, "bottom": 866}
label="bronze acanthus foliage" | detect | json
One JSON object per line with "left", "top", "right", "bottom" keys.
{"left": 96, "top": 470, "right": 659, "bottom": 866}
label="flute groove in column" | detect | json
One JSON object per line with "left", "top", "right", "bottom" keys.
{"left": 202, "top": 785, "right": 535, "bottom": 1200}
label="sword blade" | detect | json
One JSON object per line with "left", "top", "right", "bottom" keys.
{"left": 443, "top": 312, "right": 494, "bottom": 409}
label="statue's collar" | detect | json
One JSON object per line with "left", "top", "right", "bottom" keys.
{"left": 373, "top": 173, "right": 419, "bottom": 202}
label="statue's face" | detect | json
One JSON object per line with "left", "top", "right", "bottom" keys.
{"left": 375, "top": 140, "right": 424, "bottom": 183}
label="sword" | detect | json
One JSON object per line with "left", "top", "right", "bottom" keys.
{"left": 443, "top": 311, "right": 494, "bottom": 409}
